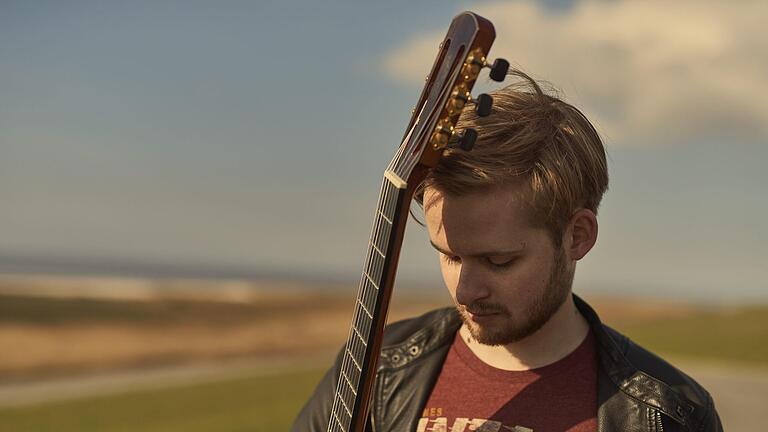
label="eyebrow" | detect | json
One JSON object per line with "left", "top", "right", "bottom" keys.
{"left": 429, "top": 240, "right": 526, "bottom": 257}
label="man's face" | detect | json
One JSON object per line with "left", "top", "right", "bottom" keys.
{"left": 424, "top": 185, "right": 574, "bottom": 346}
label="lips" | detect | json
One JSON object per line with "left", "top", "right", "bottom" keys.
{"left": 461, "top": 304, "right": 505, "bottom": 322}
{"left": 466, "top": 311, "right": 500, "bottom": 323}
{"left": 468, "top": 311, "right": 498, "bottom": 317}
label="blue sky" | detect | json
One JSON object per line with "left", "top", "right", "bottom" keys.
{"left": 1, "top": 1, "right": 766, "bottom": 303}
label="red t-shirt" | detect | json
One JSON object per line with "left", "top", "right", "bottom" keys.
{"left": 418, "top": 330, "right": 598, "bottom": 432}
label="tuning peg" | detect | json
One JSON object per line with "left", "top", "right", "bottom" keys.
{"left": 475, "top": 93, "right": 492, "bottom": 117}
{"left": 488, "top": 58, "right": 509, "bottom": 82}
{"left": 448, "top": 128, "right": 477, "bottom": 151}
{"left": 447, "top": 83, "right": 470, "bottom": 114}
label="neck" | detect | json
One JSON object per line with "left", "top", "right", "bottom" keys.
{"left": 460, "top": 294, "right": 589, "bottom": 371}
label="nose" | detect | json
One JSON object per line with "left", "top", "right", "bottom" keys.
{"left": 454, "top": 262, "right": 491, "bottom": 306}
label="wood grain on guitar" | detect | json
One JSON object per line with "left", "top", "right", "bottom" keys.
{"left": 327, "top": 11, "right": 508, "bottom": 432}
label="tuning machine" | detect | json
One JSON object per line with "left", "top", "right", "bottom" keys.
{"left": 446, "top": 85, "right": 493, "bottom": 117}
{"left": 461, "top": 48, "right": 509, "bottom": 82}
{"left": 449, "top": 128, "right": 477, "bottom": 151}
{"left": 446, "top": 84, "right": 493, "bottom": 117}
{"left": 431, "top": 120, "right": 478, "bottom": 152}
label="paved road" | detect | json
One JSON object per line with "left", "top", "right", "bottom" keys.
{"left": 0, "top": 357, "right": 764, "bottom": 431}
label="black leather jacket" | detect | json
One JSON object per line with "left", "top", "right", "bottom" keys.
{"left": 292, "top": 295, "right": 722, "bottom": 431}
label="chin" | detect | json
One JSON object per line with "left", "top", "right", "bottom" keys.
{"left": 461, "top": 310, "right": 551, "bottom": 346}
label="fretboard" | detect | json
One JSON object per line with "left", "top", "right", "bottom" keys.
{"left": 327, "top": 171, "right": 409, "bottom": 432}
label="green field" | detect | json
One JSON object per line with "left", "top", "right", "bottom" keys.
{"left": 0, "top": 368, "right": 325, "bottom": 432}
{"left": 608, "top": 306, "right": 768, "bottom": 366}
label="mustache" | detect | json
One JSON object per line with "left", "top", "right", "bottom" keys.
{"left": 460, "top": 301, "right": 508, "bottom": 315}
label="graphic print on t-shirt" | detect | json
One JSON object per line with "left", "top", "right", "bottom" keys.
{"left": 417, "top": 415, "right": 533, "bottom": 431}
{"left": 418, "top": 330, "right": 598, "bottom": 432}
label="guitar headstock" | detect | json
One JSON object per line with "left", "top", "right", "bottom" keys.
{"left": 387, "top": 12, "right": 508, "bottom": 189}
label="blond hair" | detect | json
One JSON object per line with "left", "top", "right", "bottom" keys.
{"left": 417, "top": 70, "right": 609, "bottom": 246}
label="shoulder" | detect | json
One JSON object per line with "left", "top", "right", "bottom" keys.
{"left": 603, "top": 324, "right": 713, "bottom": 408}
{"left": 600, "top": 324, "right": 722, "bottom": 430}
{"left": 575, "top": 295, "right": 714, "bottom": 410}
{"left": 574, "top": 295, "right": 721, "bottom": 429}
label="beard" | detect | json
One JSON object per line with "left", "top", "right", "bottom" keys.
{"left": 456, "top": 247, "right": 574, "bottom": 346}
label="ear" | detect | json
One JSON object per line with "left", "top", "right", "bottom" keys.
{"left": 565, "top": 208, "right": 598, "bottom": 261}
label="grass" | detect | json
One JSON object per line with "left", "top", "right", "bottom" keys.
{"left": 0, "top": 368, "right": 326, "bottom": 432}
{"left": 608, "top": 306, "right": 768, "bottom": 366}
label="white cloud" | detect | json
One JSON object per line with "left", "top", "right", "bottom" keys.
{"left": 382, "top": 1, "right": 768, "bottom": 146}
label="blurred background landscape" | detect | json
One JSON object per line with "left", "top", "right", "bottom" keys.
{"left": 1, "top": 0, "right": 766, "bottom": 431}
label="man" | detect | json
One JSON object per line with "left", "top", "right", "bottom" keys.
{"left": 292, "top": 71, "right": 722, "bottom": 431}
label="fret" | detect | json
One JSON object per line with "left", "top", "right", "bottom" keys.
{"left": 341, "top": 370, "right": 357, "bottom": 396}
{"left": 364, "top": 248, "right": 383, "bottom": 284}
{"left": 343, "top": 352, "right": 361, "bottom": 385}
{"left": 352, "top": 325, "right": 367, "bottom": 346}
{"left": 357, "top": 299, "right": 373, "bottom": 319}
{"left": 384, "top": 192, "right": 395, "bottom": 223}
{"left": 337, "top": 381, "right": 352, "bottom": 422}
{"left": 365, "top": 245, "right": 378, "bottom": 279}
{"left": 331, "top": 407, "right": 346, "bottom": 432}
{"left": 349, "top": 319, "right": 363, "bottom": 356}
{"left": 377, "top": 209, "right": 393, "bottom": 225}
{"left": 353, "top": 304, "right": 371, "bottom": 338}
{"left": 346, "top": 348, "right": 362, "bottom": 371}
{"left": 370, "top": 240, "right": 385, "bottom": 258}
{"left": 339, "top": 397, "right": 352, "bottom": 418}
{"left": 365, "top": 251, "right": 384, "bottom": 286}
{"left": 360, "top": 285, "right": 376, "bottom": 322}
{"left": 363, "top": 271, "right": 379, "bottom": 292}
{"left": 362, "top": 269, "right": 383, "bottom": 296}
{"left": 384, "top": 185, "right": 398, "bottom": 219}
{"left": 338, "top": 397, "right": 352, "bottom": 421}
{"left": 375, "top": 216, "right": 392, "bottom": 255}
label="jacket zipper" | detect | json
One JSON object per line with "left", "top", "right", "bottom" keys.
{"left": 649, "top": 408, "right": 664, "bottom": 432}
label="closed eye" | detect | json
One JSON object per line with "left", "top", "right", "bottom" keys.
{"left": 486, "top": 257, "right": 516, "bottom": 268}
{"left": 441, "top": 254, "right": 461, "bottom": 265}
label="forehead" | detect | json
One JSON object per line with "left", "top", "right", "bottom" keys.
{"left": 424, "top": 186, "right": 540, "bottom": 254}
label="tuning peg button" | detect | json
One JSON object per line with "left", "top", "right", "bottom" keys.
{"left": 489, "top": 58, "right": 509, "bottom": 82}
{"left": 475, "top": 93, "right": 493, "bottom": 117}
{"left": 449, "top": 128, "right": 477, "bottom": 151}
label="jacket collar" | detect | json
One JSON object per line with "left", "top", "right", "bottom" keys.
{"left": 379, "top": 307, "right": 461, "bottom": 370}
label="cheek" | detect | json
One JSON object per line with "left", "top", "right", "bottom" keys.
{"left": 438, "top": 260, "right": 460, "bottom": 295}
